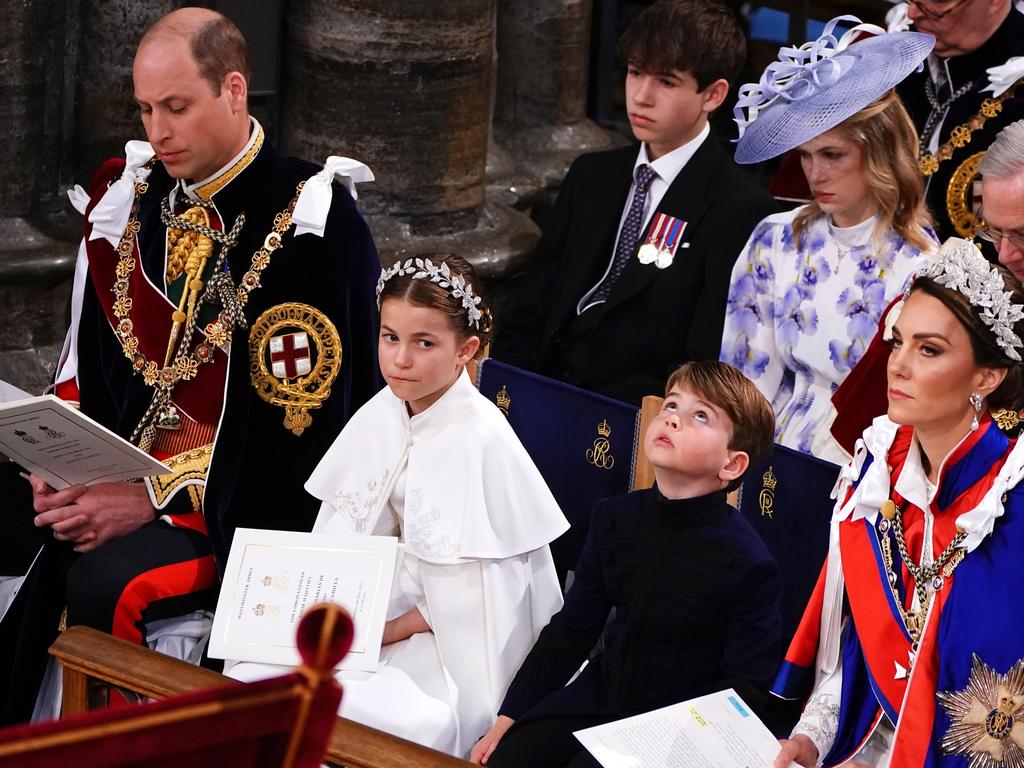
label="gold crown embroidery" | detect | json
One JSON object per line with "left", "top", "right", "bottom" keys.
{"left": 495, "top": 385, "right": 511, "bottom": 415}
{"left": 586, "top": 418, "right": 615, "bottom": 470}
{"left": 759, "top": 466, "right": 776, "bottom": 518}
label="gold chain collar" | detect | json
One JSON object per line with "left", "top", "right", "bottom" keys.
{"left": 108, "top": 177, "right": 303, "bottom": 446}
{"left": 877, "top": 499, "right": 967, "bottom": 649}
{"left": 918, "top": 76, "right": 1024, "bottom": 177}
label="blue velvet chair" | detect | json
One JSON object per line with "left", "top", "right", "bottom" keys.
{"left": 736, "top": 443, "right": 839, "bottom": 647}
{"left": 476, "top": 359, "right": 639, "bottom": 582}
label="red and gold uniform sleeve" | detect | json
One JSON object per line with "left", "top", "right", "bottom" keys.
{"left": 143, "top": 444, "right": 212, "bottom": 535}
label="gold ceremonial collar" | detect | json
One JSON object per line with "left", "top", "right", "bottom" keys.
{"left": 185, "top": 117, "right": 265, "bottom": 202}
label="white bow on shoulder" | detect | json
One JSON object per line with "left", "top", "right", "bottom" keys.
{"left": 85, "top": 141, "right": 155, "bottom": 246}
{"left": 292, "top": 156, "right": 375, "bottom": 238}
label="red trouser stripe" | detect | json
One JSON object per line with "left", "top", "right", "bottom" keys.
{"left": 110, "top": 555, "right": 217, "bottom": 644}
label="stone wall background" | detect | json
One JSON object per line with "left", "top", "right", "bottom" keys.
{"left": 0, "top": 0, "right": 619, "bottom": 393}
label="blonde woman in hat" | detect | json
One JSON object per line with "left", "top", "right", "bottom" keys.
{"left": 720, "top": 18, "right": 938, "bottom": 464}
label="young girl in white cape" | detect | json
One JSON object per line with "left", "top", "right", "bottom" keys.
{"left": 227, "top": 253, "right": 568, "bottom": 757}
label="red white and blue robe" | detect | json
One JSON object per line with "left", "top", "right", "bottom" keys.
{"left": 774, "top": 414, "right": 1024, "bottom": 766}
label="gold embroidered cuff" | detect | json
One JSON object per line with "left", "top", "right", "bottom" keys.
{"left": 144, "top": 443, "right": 213, "bottom": 511}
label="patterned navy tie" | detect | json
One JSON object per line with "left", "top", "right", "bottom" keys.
{"left": 589, "top": 163, "right": 658, "bottom": 303}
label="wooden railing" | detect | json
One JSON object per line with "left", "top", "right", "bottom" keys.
{"left": 50, "top": 627, "right": 471, "bottom": 768}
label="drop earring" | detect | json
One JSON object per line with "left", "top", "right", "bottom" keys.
{"left": 969, "top": 392, "right": 983, "bottom": 431}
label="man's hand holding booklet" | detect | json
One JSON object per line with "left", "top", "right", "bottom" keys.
{"left": 0, "top": 390, "right": 170, "bottom": 489}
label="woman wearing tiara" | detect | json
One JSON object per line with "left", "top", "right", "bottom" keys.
{"left": 721, "top": 18, "right": 938, "bottom": 463}
{"left": 227, "top": 253, "right": 567, "bottom": 758}
{"left": 772, "top": 238, "right": 1024, "bottom": 767}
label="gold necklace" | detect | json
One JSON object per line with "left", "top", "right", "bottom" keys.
{"left": 877, "top": 499, "right": 967, "bottom": 649}
{"left": 109, "top": 179, "right": 303, "bottom": 448}
{"left": 918, "top": 76, "right": 1024, "bottom": 177}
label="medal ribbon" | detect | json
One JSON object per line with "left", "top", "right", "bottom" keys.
{"left": 662, "top": 219, "right": 686, "bottom": 255}
{"left": 645, "top": 212, "right": 669, "bottom": 247}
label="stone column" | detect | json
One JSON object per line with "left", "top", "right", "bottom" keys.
{"left": 1, "top": 2, "right": 48, "bottom": 219}
{"left": 75, "top": 0, "right": 196, "bottom": 183}
{"left": 281, "top": 0, "right": 538, "bottom": 280}
{"left": 491, "top": 0, "right": 618, "bottom": 196}
{"left": 0, "top": 1, "right": 78, "bottom": 393}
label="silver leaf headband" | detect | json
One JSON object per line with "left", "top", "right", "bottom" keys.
{"left": 375, "top": 257, "right": 483, "bottom": 329}
{"left": 908, "top": 238, "right": 1024, "bottom": 362}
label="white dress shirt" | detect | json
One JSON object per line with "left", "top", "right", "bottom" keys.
{"left": 578, "top": 122, "right": 711, "bottom": 314}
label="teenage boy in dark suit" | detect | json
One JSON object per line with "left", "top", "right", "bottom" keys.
{"left": 492, "top": 0, "right": 778, "bottom": 406}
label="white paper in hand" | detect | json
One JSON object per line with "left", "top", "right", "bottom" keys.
{"left": 0, "top": 395, "right": 170, "bottom": 488}
{"left": 574, "top": 689, "right": 791, "bottom": 768}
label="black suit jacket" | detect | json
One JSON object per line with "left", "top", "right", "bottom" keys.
{"left": 493, "top": 136, "right": 778, "bottom": 405}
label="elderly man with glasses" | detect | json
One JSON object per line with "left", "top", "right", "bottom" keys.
{"left": 894, "top": 0, "right": 1024, "bottom": 244}
{"left": 978, "top": 119, "right": 1024, "bottom": 281}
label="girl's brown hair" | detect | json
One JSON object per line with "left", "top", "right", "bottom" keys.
{"left": 378, "top": 253, "right": 493, "bottom": 359}
{"left": 792, "top": 90, "right": 933, "bottom": 252}
{"left": 909, "top": 264, "right": 1024, "bottom": 411}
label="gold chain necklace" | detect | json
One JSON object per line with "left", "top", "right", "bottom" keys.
{"left": 918, "top": 76, "right": 1024, "bottom": 177}
{"left": 878, "top": 499, "right": 967, "bottom": 648}
{"left": 109, "top": 179, "right": 303, "bottom": 448}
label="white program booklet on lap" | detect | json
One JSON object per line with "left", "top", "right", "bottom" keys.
{"left": 209, "top": 528, "right": 398, "bottom": 672}
{"left": 575, "top": 688, "right": 791, "bottom": 768}
{"left": 0, "top": 394, "right": 171, "bottom": 489}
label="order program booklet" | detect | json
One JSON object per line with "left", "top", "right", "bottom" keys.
{"left": 0, "top": 394, "right": 171, "bottom": 489}
{"left": 574, "top": 688, "right": 795, "bottom": 768}
{"left": 208, "top": 528, "right": 398, "bottom": 672}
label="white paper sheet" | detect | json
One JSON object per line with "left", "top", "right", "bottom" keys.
{"left": 0, "top": 379, "right": 31, "bottom": 403}
{"left": 208, "top": 528, "right": 398, "bottom": 672}
{"left": 575, "top": 689, "right": 794, "bottom": 768}
{"left": 0, "top": 395, "right": 170, "bottom": 489}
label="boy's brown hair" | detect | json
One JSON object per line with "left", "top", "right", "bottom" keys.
{"left": 665, "top": 361, "right": 775, "bottom": 490}
{"left": 617, "top": 0, "right": 747, "bottom": 90}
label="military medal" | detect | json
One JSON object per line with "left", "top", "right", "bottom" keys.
{"left": 638, "top": 212, "right": 687, "bottom": 269}
{"left": 637, "top": 212, "right": 670, "bottom": 265}
{"left": 656, "top": 217, "right": 687, "bottom": 269}
{"left": 636, "top": 242, "right": 660, "bottom": 264}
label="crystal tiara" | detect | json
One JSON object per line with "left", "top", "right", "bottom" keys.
{"left": 909, "top": 238, "right": 1024, "bottom": 362}
{"left": 375, "top": 257, "right": 483, "bottom": 329}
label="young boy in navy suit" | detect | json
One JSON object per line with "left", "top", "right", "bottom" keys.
{"left": 492, "top": 0, "right": 778, "bottom": 406}
{"left": 471, "top": 361, "right": 782, "bottom": 767}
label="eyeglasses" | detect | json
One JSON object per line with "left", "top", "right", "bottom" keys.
{"left": 974, "top": 224, "right": 1024, "bottom": 252}
{"left": 905, "top": 0, "right": 972, "bottom": 21}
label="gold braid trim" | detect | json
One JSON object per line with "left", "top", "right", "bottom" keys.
{"left": 148, "top": 443, "right": 214, "bottom": 510}
{"left": 193, "top": 126, "right": 265, "bottom": 202}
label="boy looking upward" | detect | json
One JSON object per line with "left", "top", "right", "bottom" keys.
{"left": 472, "top": 361, "right": 782, "bottom": 768}
{"left": 492, "top": 0, "right": 778, "bottom": 406}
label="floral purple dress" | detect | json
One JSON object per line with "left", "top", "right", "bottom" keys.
{"left": 720, "top": 208, "right": 934, "bottom": 463}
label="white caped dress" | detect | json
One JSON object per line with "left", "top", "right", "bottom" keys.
{"left": 226, "top": 370, "right": 568, "bottom": 757}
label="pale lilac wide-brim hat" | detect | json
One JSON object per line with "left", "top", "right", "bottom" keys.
{"left": 733, "top": 16, "right": 934, "bottom": 165}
